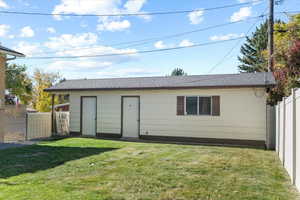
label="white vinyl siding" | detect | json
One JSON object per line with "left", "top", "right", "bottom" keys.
{"left": 98, "top": 95, "right": 121, "bottom": 134}
{"left": 68, "top": 88, "right": 267, "bottom": 140}
{"left": 69, "top": 94, "right": 81, "bottom": 132}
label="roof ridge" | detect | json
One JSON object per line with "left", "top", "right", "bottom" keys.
{"left": 63, "top": 72, "right": 267, "bottom": 82}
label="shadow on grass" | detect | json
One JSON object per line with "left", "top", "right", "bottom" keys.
{"left": 0, "top": 144, "right": 117, "bottom": 178}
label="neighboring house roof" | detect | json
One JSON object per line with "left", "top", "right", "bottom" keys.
{"left": 45, "top": 72, "right": 276, "bottom": 92}
{"left": 0, "top": 45, "right": 25, "bottom": 57}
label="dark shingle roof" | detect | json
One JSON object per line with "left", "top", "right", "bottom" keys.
{"left": 45, "top": 72, "right": 276, "bottom": 92}
{"left": 0, "top": 45, "right": 25, "bottom": 57}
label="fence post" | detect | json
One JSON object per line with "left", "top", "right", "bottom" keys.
{"left": 282, "top": 97, "right": 286, "bottom": 166}
{"left": 276, "top": 104, "right": 280, "bottom": 155}
{"left": 292, "top": 89, "right": 297, "bottom": 184}
{"left": 25, "top": 113, "right": 28, "bottom": 141}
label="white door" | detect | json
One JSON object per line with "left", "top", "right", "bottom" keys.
{"left": 82, "top": 97, "right": 96, "bottom": 136}
{"left": 122, "top": 97, "right": 139, "bottom": 138}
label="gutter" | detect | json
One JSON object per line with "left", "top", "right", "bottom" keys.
{"left": 6, "top": 55, "right": 16, "bottom": 61}
{"left": 44, "top": 84, "right": 276, "bottom": 92}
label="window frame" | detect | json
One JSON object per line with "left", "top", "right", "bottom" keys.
{"left": 184, "top": 96, "right": 212, "bottom": 116}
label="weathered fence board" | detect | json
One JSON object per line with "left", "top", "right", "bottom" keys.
{"left": 55, "top": 112, "right": 70, "bottom": 136}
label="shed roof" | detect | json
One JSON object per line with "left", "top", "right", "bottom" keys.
{"left": 45, "top": 72, "right": 276, "bottom": 92}
{"left": 0, "top": 45, "right": 25, "bottom": 57}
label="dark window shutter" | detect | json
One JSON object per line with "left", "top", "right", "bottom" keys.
{"left": 212, "top": 96, "right": 220, "bottom": 116}
{"left": 177, "top": 96, "right": 184, "bottom": 115}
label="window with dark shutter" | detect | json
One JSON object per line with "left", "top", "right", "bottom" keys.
{"left": 177, "top": 96, "right": 184, "bottom": 115}
{"left": 212, "top": 96, "right": 220, "bottom": 116}
{"left": 199, "top": 97, "right": 211, "bottom": 115}
{"left": 186, "top": 96, "right": 198, "bottom": 115}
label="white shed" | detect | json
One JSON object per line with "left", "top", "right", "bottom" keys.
{"left": 45, "top": 72, "right": 276, "bottom": 147}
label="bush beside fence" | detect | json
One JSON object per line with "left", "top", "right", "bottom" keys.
{"left": 276, "top": 88, "right": 300, "bottom": 191}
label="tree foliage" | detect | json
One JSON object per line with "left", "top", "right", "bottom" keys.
{"left": 5, "top": 63, "right": 32, "bottom": 104}
{"left": 238, "top": 21, "right": 268, "bottom": 72}
{"left": 32, "top": 69, "right": 61, "bottom": 112}
{"left": 268, "top": 14, "right": 300, "bottom": 104}
{"left": 171, "top": 68, "right": 187, "bottom": 76}
{"left": 238, "top": 15, "right": 300, "bottom": 104}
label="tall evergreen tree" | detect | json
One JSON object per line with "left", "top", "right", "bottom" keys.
{"left": 238, "top": 21, "right": 268, "bottom": 72}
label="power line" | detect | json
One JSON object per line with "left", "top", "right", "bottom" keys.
{"left": 207, "top": 8, "right": 268, "bottom": 73}
{"left": 0, "top": 1, "right": 262, "bottom": 17}
{"left": 18, "top": 37, "right": 246, "bottom": 60}
{"left": 36, "top": 15, "right": 266, "bottom": 56}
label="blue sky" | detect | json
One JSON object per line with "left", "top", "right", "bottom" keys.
{"left": 1, "top": 0, "right": 299, "bottom": 79}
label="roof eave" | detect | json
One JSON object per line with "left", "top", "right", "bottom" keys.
{"left": 0, "top": 49, "right": 25, "bottom": 57}
{"left": 44, "top": 84, "right": 275, "bottom": 92}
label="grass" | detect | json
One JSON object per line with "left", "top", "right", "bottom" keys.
{"left": 0, "top": 138, "right": 298, "bottom": 200}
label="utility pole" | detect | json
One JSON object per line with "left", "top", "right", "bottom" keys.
{"left": 268, "top": 0, "right": 274, "bottom": 72}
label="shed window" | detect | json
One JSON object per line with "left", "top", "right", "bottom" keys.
{"left": 186, "top": 97, "right": 198, "bottom": 115}
{"left": 199, "top": 97, "right": 211, "bottom": 115}
{"left": 185, "top": 96, "right": 212, "bottom": 115}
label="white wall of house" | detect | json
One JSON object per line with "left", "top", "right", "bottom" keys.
{"left": 68, "top": 87, "right": 267, "bottom": 141}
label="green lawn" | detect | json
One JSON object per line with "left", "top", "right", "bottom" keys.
{"left": 0, "top": 138, "right": 298, "bottom": 200}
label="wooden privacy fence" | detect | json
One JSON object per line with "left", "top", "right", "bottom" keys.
{"left": 26, "top": 113, "right": 52, "bottom": 140}
{"left": 276, "top": 88, "right": 300, "bottom": 192}
{"left": 26, "top": 112, "right": 70, "bottom": 140}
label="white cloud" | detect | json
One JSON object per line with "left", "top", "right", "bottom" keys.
{"left": 52, "top": 0, "right": 121, "bottom": 20}
{"left": 124, "top": 0, "right": 147, "bottom": 12}
{"left": 97, "top": 68, "right": 158, "bottom": 78}
{"left": 0, "top": 24, "right": 10, "bottom": 37}
{"left": 188, "top": 9, "right": 204, "bottom": 25}
{"left": 14, "top": 41, "right": 42, "bottom": 56}
{"left": 44, "top": 32, "right": 98, "bottom": 50}
{"left": 42, "top": 31, "right": 140, "bottom": 72}
{"left": 179, "top": 39, "right": 194, "bottom": 47}
{"left": 20, "top": 26, "right": 35, "bottom": 38}
{"left": 154, "top": 41, "right": 166, "bottom": 49}
{"left": 45, "top": 45, "right": 138, "bottom": 72}
{"left": 230, "top": 7, "right": 252, "bottom": 22}
{"left": 8, "top": 35, "right": 15, "bottom": 39}
{"left": 55, "top": 45, "right": 137, "bottom": 60}
{"left": 47, "top": 60, "right": 112, "bottom": 71}
{"left": 210, "top": 33, "right": 245, "bottom": 41}
{"left": 238, "top": 0, "right": 261, "bottom": 4}
{"left": 97, "top": 19, "right": 131, "bottom": 32}
{"left": 47, "top": 27, "right": 56, "bottom": 34}
{"left": 53, "top": 0, "right": 148, "bottom": 31}
{"left": 0, "top": 0, "right": 8, "bottom": 8}
{"left": 45, "top": 44, "right": 138, "bottom": 71}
